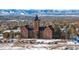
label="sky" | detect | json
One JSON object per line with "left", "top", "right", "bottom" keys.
{"left": 0, "top": 0, "right": 79, "bottom": 9}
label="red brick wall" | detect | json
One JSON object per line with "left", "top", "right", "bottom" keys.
{"left": 33, "top": 21, "right": 40, "bottom": 32}
{"left": 43, "top": 27, "right": 52, "bottom": 39}
{"left": 21, "top": 26, "right": 28, "bottom": 38}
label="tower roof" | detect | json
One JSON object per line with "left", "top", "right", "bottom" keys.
{"left": 34, "top": 15, "right": 39, "bottom": 21}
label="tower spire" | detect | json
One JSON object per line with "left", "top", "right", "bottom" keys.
{"left": 35, "top": 15, "right": 39, "bottom": 21}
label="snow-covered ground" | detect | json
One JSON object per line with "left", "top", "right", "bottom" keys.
{"left": 0, "top": 39, "right": 79, "bottom": 50}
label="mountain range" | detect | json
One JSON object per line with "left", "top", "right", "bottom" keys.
{"left": 0, "top": 9, "right": 79, "bottom": 15}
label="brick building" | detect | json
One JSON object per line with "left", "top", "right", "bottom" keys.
{"left": 21, "top": 26, "right": 28, "bottom": 38}
{"left": 43, "top": 26, "right": 53, "bottom": 39}
{"left": 20, "top": 15, "right": 54, "bottom": 39}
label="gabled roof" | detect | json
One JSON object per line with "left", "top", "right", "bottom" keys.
{"left": 48, "top": 25, "right": 54, "bottom": 31}
{"left": 39, "top": 26, "right": 46, "bottom": 31}
{"left": 28, "top": 27, "right": 34, "bottom": 31}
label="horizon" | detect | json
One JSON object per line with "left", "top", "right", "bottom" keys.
{"left": 0, "top": 9, "right": 79, "bottom": 15}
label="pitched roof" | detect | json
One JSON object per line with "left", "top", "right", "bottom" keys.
{"left": 28, "top": 27, "right": 34, "bottom": 31}
{"left": 39, "top": 26, "right": 45, "bottom": 31}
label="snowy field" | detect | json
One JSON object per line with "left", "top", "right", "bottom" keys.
{"left": 0, "top": 39, "right": 79, "bottom": 50}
